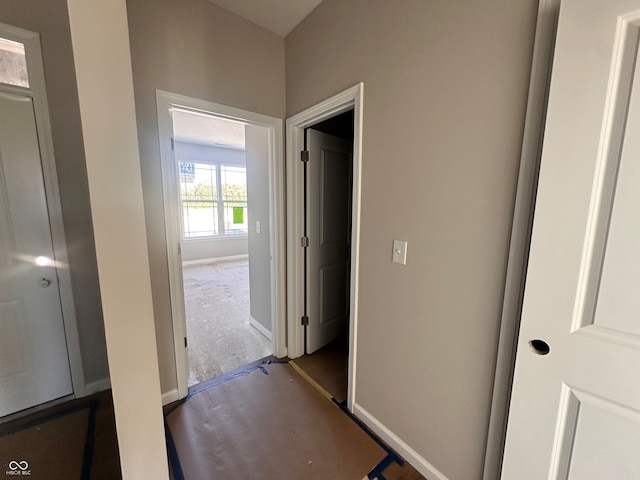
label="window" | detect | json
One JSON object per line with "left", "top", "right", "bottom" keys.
{"left": 0, "top": 37, "right": 29, "bottom": 87}
{"left": 180, "top": 161, "right": 248, "bottom": 238}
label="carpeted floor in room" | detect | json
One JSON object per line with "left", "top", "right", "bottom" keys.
{"left": 182, "top": 258, "right": 272, "bottom": 386}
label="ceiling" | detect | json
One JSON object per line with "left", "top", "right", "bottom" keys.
{"left": 208, "top": 0, "right": 323, "bottom": 37}
{"left": 172, "top": 109, "right": 246, "bottom": 150}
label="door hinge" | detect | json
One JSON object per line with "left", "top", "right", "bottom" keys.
{"left": 300, "top": 150, "right": 309, "bottom": 162}
{"left": 184, "top": 337, "right": 188, "bottom": 348}
{"left": 301, "top": 315, "right": 309, "bottom": 326}
{"left": 170, "top": 137, "right": 175, "bottom": 151}
{"left": 301, "top": 236, "right": 309, "bottom": 248}
{"left": 177, "top": 242, "right": 182, "bottom": 255}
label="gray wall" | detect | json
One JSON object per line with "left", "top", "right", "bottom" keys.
{"left": 245, "top": 124, "right": 272, "bottom": 334}
{"left": 4, "top": 1, "right": 541, "bottom": 476}
{"left": 126, "top": 0, "right": 285, "bottom": 393}
{"left": 182, "top": 238, "right": 247, "bottom": 263}
{"left": 286, "top": 1, "right": 537, "bottom": 478}
{"left": 0, "top": 0, "right": 109, "bottom": 386}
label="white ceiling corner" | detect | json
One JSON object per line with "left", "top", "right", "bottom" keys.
{"left": 208, "top": 0, "right": 323, "bottom": 37}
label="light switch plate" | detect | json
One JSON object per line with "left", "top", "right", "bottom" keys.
{"left": 392, "top": 240, "right": 408, "bottom": 265}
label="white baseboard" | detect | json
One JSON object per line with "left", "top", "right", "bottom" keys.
{"left": 353, "top": 402, "right": 450, "bottom": 480}
{"left": 249, "top": 316, "right": 272, "bottom": 341}
{"left": 84, "top": 377, "right": 111, "bottom": 395}
{"left": 162, "top": 388, "right": 179, "bottom": 406}
{"left": 182, "top": 254, "right": 248, "bottom": 267}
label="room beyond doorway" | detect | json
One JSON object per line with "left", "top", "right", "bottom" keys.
{"left": 172, "top": 110, "right": 271, "bottom": 388}
{"left": 156, "top": 91, "right": 286, "bottom": 402}
{"left": 183, "top": 258, "right": 271, "bottom": 386}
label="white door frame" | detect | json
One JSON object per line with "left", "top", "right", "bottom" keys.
{"left": 482, "top": 1, "right": 560, "bottom": 479}
{"left": 0, "top": 22, "right": 86, "bottom": 398}
{"left": 156, "top": 90, "right": 286, "bottom": 402}
{"left": 286, "top": 83, "right": 364, "bottom": 411}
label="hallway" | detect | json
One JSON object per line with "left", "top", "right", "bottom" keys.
{"left": 1, "top": 344, "right": 425, "bottom": 479}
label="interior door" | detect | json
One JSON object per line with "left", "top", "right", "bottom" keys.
{"left": 0, "top": 91, "right": 73, "bottom": 417}
{"left": 502, "top": 1, "right": 640, "bottom": 478}
{"left": 305, "top": 129, "right": 353, "bottom": 354}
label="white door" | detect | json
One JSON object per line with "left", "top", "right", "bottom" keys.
{"left": 0, "top": 91, "right": 72, "bottom": 417}
{"left": 502, "top": 1, "right": 640, "bottom": 478}
{"left": 306, "top": 129, "right": 353, "bottom": 353}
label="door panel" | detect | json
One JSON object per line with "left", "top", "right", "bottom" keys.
{"left": 306, "top": 129, "right": 353, "bottom": 353}
{"left": 502, "top": 1, "right": 640, "bottom": 477}
{"left": 320, "top": 148, "right": 350, "bottom": 246}
{"left": 0, "top": 91, "right": 72, "bottom": 417}
{"left": 566, "top": 392, "right": 640, "bottom": 479}
{"left": 593, "top": 43, "right": 640, "bottom": 336}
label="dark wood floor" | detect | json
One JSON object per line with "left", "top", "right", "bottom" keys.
{"left": 292, "top": 334, "right": 349, "bottom": 402}
{"left": 0, "top": 390, "right": 121, "bottom": 479}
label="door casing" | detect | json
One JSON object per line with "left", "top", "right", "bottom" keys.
{"left": 286, "top": 83, "right": 364, "bottom": 412}
{"left": 483, "top": 1, "right": 561, "bottom": 478}
{"left": 156, "top": 90, "right": 286, "bottom": 403}
{"left": 0, "top": 22, "right": 85, "bottom": 402}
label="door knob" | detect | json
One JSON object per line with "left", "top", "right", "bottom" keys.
{"left": 37, "top": 277, "right": 52, "bottom": 288}
{"left": 529, "top": 339, "right": 550, "bottom": 355}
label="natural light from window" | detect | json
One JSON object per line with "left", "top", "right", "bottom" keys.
{"left": 180, "top": 162, "right": 248, "bottom": 238}
{"left": 0, "top": 37, "right": 29, "bottom": 87}
{"left": 173, "top": 110, "right": 249, "bottom": 239}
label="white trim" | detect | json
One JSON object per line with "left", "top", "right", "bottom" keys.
{"left": 156, "top": 90, "right": 286, "bottom": 401}
{"left": 484, "top": 1, "right": 560, "bottom": 479}
{"left": 0, "top": 23, "right": 86, "bottom": 398}
{"left": 285, "top": 83, "right": 364, "bottom": 412}
{"left": 162, "top": 388, "right": 180, "bottom": 406}
{"left": 84, "top": 377, "right": 111, "bottom": 395}
{"left": 183, "top": 235, "right": 248, "bottom": 242}
{"left": 249, "top": 316, "right": 273, "bottom": 342}
{"left": 157, "top": 92, "right": 189, "bottom": 400}
{"left": 353, "top": 403, "right": 450, "bottom": 480}
{"left": 182, "top": 254, "right": 248, "bottom": 267}
{"left": 249, "top": 316, "right": 273, "bottom": 341}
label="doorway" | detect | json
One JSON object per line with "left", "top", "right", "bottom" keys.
{"left": 0, "top": 23, "right": 84, "bottom": 417}
{"left": 304, "top": 112, "right": 354, "bottom": 355}
{"left": 286, "top": 83, "right": 364, "bottom": 411}
{"left": 157, "top": 91, "right": 285, "bottom": 401}
{"left": 291, "top": 111, "right": 354, "bottom": 401}
{"left": 171, "top": 111, "right": 273, "bottom": 386}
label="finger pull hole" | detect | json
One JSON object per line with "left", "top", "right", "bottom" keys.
{"left": 529, "top": 339, "right": 550, "bottom": 355}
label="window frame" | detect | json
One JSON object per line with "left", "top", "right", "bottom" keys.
{"left": 178, "top": 159, "right": 248, "bottom": 240}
